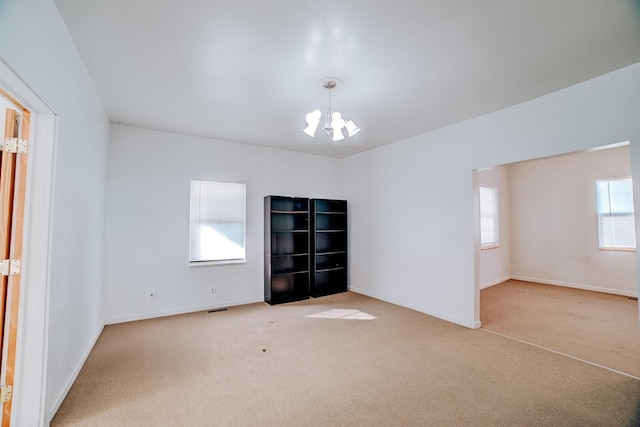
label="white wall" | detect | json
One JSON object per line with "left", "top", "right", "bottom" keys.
{"left": 103, "top": 125, "right": 341, "bottom": 322}
{"left": 477, "top": 166, "right": 511, "bottom": 288}
{"left": 509, "top": 146, "right": 636, "bottom": 296}
{"left": 0, "top": 0, "right": 110, "bottom": 422}
{"left": 341, "top": 62, "right": 640, "bottom": 328}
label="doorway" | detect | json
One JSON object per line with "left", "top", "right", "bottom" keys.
{"left": 475, "top": 143, "right": 640, "bottom": 377}
{"left": 0, "top": 59, "right": 57, "bottom": 426}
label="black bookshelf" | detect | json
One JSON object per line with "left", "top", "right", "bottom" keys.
{"left": 310, "top": 199, "right": 348, "bottom": 297}
{"left": 264, "top": 196, "right": 310, "bottom": 304}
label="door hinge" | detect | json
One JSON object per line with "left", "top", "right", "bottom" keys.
{"left": 1, "top": 137, "right": 28, "bottom": 154}
{"left": 0, "top": 385, "right": 11, "bottom": 403}
{"left": 0, "top": 259, "right": 20, "bottom": 276}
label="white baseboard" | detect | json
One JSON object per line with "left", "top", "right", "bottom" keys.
{"left": 480, "top": 276, "right": 510, "bottom": 290}
{"left": 510, "top": 275, "right": 638, "bottom": 297}
{"left": 104, "top": 297, "right": 264, "bottom": 325}
{"left": 349, "top": 286, "right": 480, "bottom": 329}
{"left": 46, "top": 320, "right": 105, "bottom": 425}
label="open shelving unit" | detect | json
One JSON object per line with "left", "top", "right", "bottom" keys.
{"left": 310, "top": 199, "right": 348, "bottom": 297}
{"left": 264, "top": 196, "right": 310, "bottom": 304}
{"left": 264, "top": 196, "right": 348, "bottom": 304}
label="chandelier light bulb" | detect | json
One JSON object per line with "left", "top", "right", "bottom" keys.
{"left": 303, "top": 110, "right": 321, "bottom": 136}
{"left": 331, "top": 111, "right": 346, "bottom": 131}
{"left": 345, "top": 120, "right": 361, "bottom": 137}
{"left": 332, "top": 128, "right": 345, "bottom": 141}
{"left": 306, "top": 110, "right": 321, "bottom": 125}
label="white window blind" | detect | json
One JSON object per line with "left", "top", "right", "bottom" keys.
{"left": 479, "top": 185, "right": 499, "bottom": 249}
{"left": 597, "top": 177, "right": 636, "bottom": 250}
{"left": 190, "top": 180, "right": 246, "bottom": 264}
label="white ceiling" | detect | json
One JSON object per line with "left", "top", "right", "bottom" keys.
{"left": 54, "top": 0, "right": 640, "bottom": 158}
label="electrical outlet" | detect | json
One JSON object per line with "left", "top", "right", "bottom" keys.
{"left": 211, "top": 287, "right": 216, "bottom": 294}
{"left": 149, "top": 291, "right": 157, "bottom": 298}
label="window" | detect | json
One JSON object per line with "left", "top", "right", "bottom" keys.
{"left": 479, "top": 185, "right": 499, "bottom": 249}
{"left": 596, "top": 177, "right": 636, "bottom": 250}
{"left": 190, "top": 180, "right": 246, "bottom": 264}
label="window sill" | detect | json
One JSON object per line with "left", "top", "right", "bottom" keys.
{"left": 189, "top": 259, "right": 246, "bottom": 267}
{"left": 598, "top": 247, "right": 636, "bottom": 252}
{"left": 481, "top": 244, "right": 500, "bottom": 251}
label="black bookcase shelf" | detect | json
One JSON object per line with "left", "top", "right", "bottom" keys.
{"left": 264, "top": 196, "right": 310, "bottom": 304}
{"left": 265, "top": 196, "right": 347, "bottom": 304}
{"left": 310, "top": 199, "right": 348, "bottom": 298}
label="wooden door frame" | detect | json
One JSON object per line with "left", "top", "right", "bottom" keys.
{"left": 0, "top": 108, "right": 19, "bottom": 364}
{"left": 0, "top": 60, "right": 57, "bottom": 426}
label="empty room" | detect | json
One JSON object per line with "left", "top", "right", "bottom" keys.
{"left": 478, "top": 145, "right": 640, "bottom": 379}
{"left": 1, "top": 0, "right": 640, "bottom": 425}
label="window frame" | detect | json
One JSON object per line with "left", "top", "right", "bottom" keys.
{"left": 479, "top": 185, "right": 499, "bottom": 250}
{"left": 189, "top": 180, "right": 247, "bottom": 266}
{"left": 596, "top": 177, "right": 636, "bottom": 251}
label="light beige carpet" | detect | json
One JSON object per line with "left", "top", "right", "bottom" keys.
{"left": 52, "top": 291, "right": 640, "bottom": 426}
{"left": 481, "top": 280, "right": 640, "bottom": 378}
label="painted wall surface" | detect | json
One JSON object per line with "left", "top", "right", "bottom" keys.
{"left": 103, "top": 125, "right": 341, "bottom": 322}
{"left": 341, "top": 63, "right": 640, "bottom": 328}
{"left": 0, "top": 0, "right": 110, "bottom": 420}
{"left": 509, "top": 146, "right": 636, "bottom": 295}
{"left": 477, "top": 166, "right": 511, "bottom": 288}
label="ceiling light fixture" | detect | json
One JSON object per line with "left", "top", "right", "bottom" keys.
{"left": 303, "top": 78, "right": 360, "bottom": 141}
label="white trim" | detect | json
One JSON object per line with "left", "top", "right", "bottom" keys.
{"left": 510, "top": 275, "right": 638, "bottom": 297}
{"left": 44, "top": 322, "right": 104, "bottom": 425}
{"left": 104, "top": 297, "right": 264, "bottom": 325}
{"left": 188, "top": 258, "right": 246, "bottom": 267}
{"left": 480, "top": 275, "right": 510, "bottom": 290}
{"left": 480, "top": 244, "right": 500, "bottom": 250}
{"left": 598, "top": 246, "right": 636, "bottom": 252}
{"left": 587, "top": 140, "right": 630, "bottom": 152}
{"left": 0, "top": 59, "right": 57, "bottom": 427}
{"left": 349, "top": 287, "right": 481, "bottom": 329}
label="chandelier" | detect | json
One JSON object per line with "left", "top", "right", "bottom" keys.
{"left": 303, "top": 79, "right": 360, "bottom": 142}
